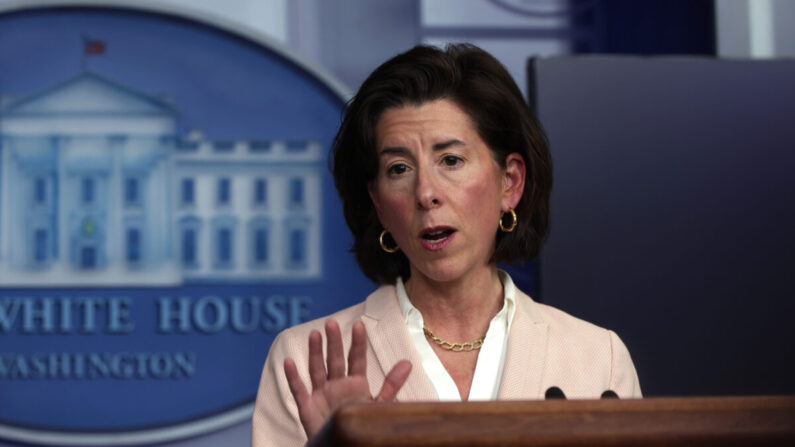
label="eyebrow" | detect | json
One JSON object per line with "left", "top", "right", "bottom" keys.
{"left": 433, "top": 139, "right": 465, "bottom": 151}
{"left": 379, "top": 147, "right": 409, "bottom": 157}
{"left": 378, "top": 139, "right": 465, "bottom": 157}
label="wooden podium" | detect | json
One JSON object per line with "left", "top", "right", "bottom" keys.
{"left": 311, "top": 396, "right": 795, "bottom": 446}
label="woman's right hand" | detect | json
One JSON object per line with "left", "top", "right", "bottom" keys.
{"left": 283, "top": 319, "right": 412, "bottom": 440}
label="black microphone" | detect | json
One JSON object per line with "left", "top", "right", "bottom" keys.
{"left": 545, "top": 386, "right": 566, "bottom": 399}
{"left": 601, "top": 390, "right": 618, "bottom": 399}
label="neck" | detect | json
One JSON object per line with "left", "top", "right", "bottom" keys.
{"left": 404, "top": 264, "right": 504, "bottom": 340}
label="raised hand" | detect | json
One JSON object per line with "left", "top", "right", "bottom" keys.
{"left": 283, "top": 319, "right": 412, "bottom": 440}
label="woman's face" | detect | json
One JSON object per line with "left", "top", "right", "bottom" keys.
{"left": 369, "top": 99, "right": 525, "bottom": 284}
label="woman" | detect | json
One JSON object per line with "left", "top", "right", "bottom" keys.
{"left": 252, "top": 44, "right": 641, "bottom": 446}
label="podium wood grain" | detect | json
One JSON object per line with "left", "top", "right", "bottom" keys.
{"left": 313, "top": 396, "right": 795, "bottom": 446}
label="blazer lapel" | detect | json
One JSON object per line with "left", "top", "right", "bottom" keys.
{"left": 361, "top": 286, "right": 436, "bottom": 401}
{"left": 498, "top": 291, "right": 548, "bottom": 400}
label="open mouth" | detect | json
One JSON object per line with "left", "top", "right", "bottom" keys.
{"left": 421, "top": 228, "right": 456, "bottom": 243}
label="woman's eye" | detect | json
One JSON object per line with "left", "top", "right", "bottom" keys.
{"left": 442, "top": 155, "right": 463, "bottom": 167}
{"left": 387, "top": 163, "right": 409, "bottom": 175}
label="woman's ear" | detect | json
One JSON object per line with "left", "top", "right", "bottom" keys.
{"left": 502, "top": 153, "right": 526, "bottom": 210}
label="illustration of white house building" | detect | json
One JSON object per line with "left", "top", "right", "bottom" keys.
{"left": 0, "top": 73, "right": 321, "bottom": 287}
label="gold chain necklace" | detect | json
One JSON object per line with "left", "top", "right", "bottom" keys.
{"left": 423, "top": 326, "right": 484, "bottom": 352}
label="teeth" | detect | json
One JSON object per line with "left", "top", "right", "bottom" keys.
{"left": 424, "top": 230, "right": 450, "bottom": 242}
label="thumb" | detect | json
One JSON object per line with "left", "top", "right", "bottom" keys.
{"left": 375, "top": 360, "right": 412, "bottom": 402}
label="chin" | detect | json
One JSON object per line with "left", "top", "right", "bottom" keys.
{"left": 410, "top": 259, "right": 472, "bottom": 284}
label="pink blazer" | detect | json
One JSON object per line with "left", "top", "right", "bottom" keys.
{"left": 251, "top": 285, "right": 641, "bottom": 447}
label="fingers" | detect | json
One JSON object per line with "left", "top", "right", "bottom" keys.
{"left": 284, "top": 358, "right": 310, "bottom": 408}
{"left": 347, "top": 321, "right": 367, "bottom": 377}
{"left": 285, "top": 358, "right": 323, "bottom": 439}
{"left": 325, "top": 319, "right": 346, "bottom": 379}
{"left": 375, "top": 359, "right": 412, "bottom": 402}
{"left": 307, "top": 330, "right": 326, "bottom": 390}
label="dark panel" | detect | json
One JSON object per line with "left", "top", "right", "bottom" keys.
{"left": 532, "top": 56, "right": 795, "bottom": 396}
{"left": 581, "top": 0, "right": 716, "bottom": 55}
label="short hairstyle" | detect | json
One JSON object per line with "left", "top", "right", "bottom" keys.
{"left": 331, "top": 43, "right": 552, "bottom": 284}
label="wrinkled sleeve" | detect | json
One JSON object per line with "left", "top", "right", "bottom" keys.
{"left": 251, "top": 331, "right": 308, "bottom": 447}
{"left": 608, "top": 330, "right": 642, "bottom": 398}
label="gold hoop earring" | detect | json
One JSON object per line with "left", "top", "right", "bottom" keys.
{"left": 379, "top": 229, "right": 399, "bottom": 253}
{"left": 499, "top": 208, "right": 517, "bottom": 232}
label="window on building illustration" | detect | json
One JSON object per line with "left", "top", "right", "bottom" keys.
{"left": 255, "top": 227, "right": 268, "bottom": 264}
{"left": 289, "top": 228, "right": 306, "bottom": 265}
{"left": 254, "top": 179, "right": 267, "bottom": 206}
{"left": 288, "top": 178, "right": 304, "bottom": 207}
{"left": 181, "top": 178, "right": 195, "bottom": 205}
{"left": 217, "top": 178, "right": 231, "bottom": 206}
{"left": 124, "top": 177, "right": 140, "bottom": 206}
{"left": 248, "top": 218, "right": 271, "bottom": 269}
{"left": 34, "top": 177, "right": 46, "bottom": 205}
{"left": 286, "top": 141, "right": 306, "bottom": 152}
{"left": 214, "top": 141, "right": 235, "bottom": 152}
{"left": 81, "top": 246, "right": 96, "bottom": 269}
{"left": 126, "top": 228, "right": 141, "bottom": 264}
{"left": 82, "top": 177, "right": 94, "bottom": 205}
{"left": 182, "top": 228, "right": 197, "bottom": 267}
{"left": 34, "top": 229, "right": 47, "bottom": 263}
{"left": 217, "top": 227, "right": 233, "bottom": 266}
{"left": 177, "top": 140, "right": 199, "bottom": 152}
{"left": 249, "top": 141, "right": 271, "bottom": 153}
{"left": 210, "top": 217, "right": 236, "bottom": 270}
{"left": 179, "top": 216, "right": 201, "bottom": 269}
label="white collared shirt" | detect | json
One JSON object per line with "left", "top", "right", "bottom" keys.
{"left": 396, "top": 270, "right": 517, "bottom": 401}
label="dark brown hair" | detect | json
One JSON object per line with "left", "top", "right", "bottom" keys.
{"left": 331, "top": 43, "right": 552, "bottom": 284}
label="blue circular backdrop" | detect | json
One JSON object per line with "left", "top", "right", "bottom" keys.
{"left": 0, "top": 5, "right": 375, "bottom": 434}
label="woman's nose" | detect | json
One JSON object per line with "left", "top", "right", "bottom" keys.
{"left": 415, "top": 167, "right": 441, "bottom": 209}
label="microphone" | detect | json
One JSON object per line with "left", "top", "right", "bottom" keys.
{"left": 601, "top": 390, "right": 618, "bottom": 399}
{"left": 545, "top": 386, "right": 566, "bottom": 399}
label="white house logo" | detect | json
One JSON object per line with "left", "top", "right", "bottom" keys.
{"left": 0, "top": 72, "right": 321, "bottom": 287}
{"left": 0, "top": 5, "right": 369, "bottom": 446}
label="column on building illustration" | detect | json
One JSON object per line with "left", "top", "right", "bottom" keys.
{"left": 9, "top": 136, "right": 59, "bottom": 269}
